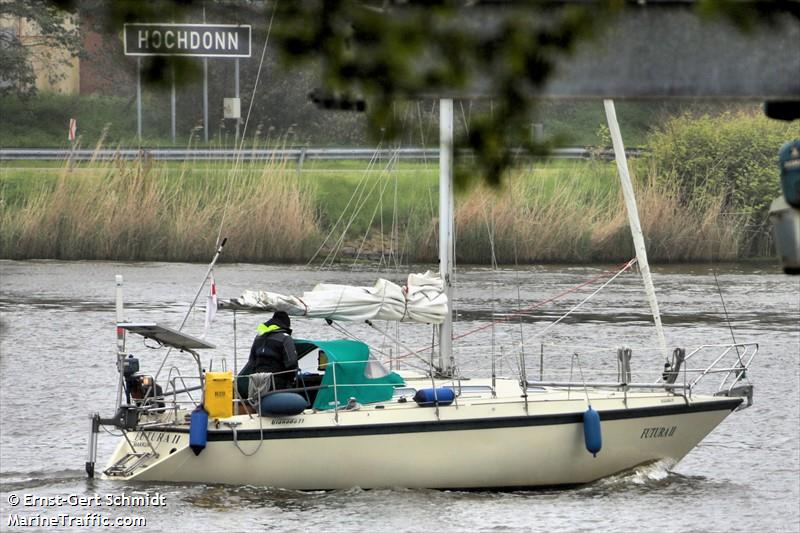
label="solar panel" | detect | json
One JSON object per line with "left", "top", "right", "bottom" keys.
{"left": 118, "top": 322, "right": 216, "bottom": 350}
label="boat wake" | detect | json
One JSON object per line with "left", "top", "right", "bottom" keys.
{"left": 605, "top": 459, "right": 678, "bottom": 486}
{"left": 565, "top": 458, "right": 754, "bottom": 502}
{"left": 577, "top": 459, "right": 682, "bottom": 492}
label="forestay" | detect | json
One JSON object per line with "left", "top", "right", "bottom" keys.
{"left": 222, "top": 271, "right": 448, "bottom": 324}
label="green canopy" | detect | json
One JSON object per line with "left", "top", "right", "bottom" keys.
{"left": 296, "top": 339, "right": 404, "bottom": 410}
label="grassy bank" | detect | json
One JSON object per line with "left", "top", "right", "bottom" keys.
{"left": 1, "top": 152, "right": 747, "bottom": 264}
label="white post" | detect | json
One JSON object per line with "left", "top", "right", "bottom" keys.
{"left": 603, "top": 100, "right": 669, "bottom": 361}
{"left": 115, "top": 275, "right": 126, "bottom": 408}
{"left": 439, "top": 98, "right": 455, "bottom": 375}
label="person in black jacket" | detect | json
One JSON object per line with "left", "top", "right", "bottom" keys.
{"left": 237, "top": 311, "right": 298, "bottom": 398}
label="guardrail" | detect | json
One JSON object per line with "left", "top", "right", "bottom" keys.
{"left": 0, "top": 147, "right": 644, "bottom": 162}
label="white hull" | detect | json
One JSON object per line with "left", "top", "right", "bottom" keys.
{"left": 104, "top": 382, "right": 741, "bottom": 489}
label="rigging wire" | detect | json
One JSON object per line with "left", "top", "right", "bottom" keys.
{"left": 310, "top": 138, "right": 390, "bottom": 267}
{"left": 351, "top": 149, "right": 401, "bottom": 267}
{"left": 713, "top": 271, "right": 739, "bottom": 347}
{"left": 482, "top": 193, "right": 499, "bottom": 382}
{"left": 306, "top": 145, "right": 382, "bottom": 265}
{"left": 148, "top": 7, "right": 277, "bottom": 391}
{"left": 365, "top": 319, "right": 436, "bottom": 370}
{"left": 417, "top": 101, "right": 428, "bottom": 167}
{"left": 391, "top": 146, "right": 400, "bottom": 269}
{"left": 513, "top": 240, "right": 527, "bottom": 376}
{"left": 529, "top": 258, "right": 637, "bottom": 341}
{"left": 325, "top": 320, "right": 429, "bottom": 374}
{"left": 214, "top": 3, "right": 278, "bottom": 248}
{"left": 451, "top": 259, "right": 636, "bottom": 342}
{"left": 392, "top": 258, "right": 637, "bottom": 362}
{"left": 713, "top": 270, "right": 745, "bottom": 366}
{"left": 459, "top": 100, "right": 471, "bottom": 135}
{"left": 330, "top": 148, "right": 396, "bottom": 265}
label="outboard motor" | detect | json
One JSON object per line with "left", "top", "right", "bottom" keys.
{"left": 121, "top": 355, "right": 139, "bottom": 402}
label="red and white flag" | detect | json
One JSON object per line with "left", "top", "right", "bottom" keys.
{"left": 203, "top": 275, "right": 218, "bottom": 337}
{"left": 68, "top": 118, "right": 77, "bottom": 141}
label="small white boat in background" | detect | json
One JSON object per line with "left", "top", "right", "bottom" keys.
{"left": 86, "top": 100, "right": 757, "bottom": 489}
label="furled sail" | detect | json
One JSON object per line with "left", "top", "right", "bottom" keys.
{"left": 221, "top": 271, "right": 448, "bottom": 324}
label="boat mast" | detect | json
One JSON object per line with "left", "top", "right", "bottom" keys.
{"left": 603, "top": 99, "right": 669, "bottom": 362}
{"left": 438, "top": 98, "right": 455, "bottom": 375}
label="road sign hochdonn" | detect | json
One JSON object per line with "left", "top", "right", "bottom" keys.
{"left": 124, "top": 23, "right": 251, "bottom": 58}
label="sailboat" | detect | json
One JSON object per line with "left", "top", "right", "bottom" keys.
{"left": 86, "top": 100, "right": 757, "bottom": 489}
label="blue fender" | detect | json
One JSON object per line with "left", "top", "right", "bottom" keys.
{"left": 413, "top": 387, "right": 456, "bottom": 407}
{"left": 260, "top": 392, "right": 309, "bottom": 416}
{"left": 583, "top": 406, "right": 602, "bottom": 457}
{"left": 189, "top": 406, "right": 208, "bottom": 456}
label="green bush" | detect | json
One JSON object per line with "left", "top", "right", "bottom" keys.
{"left": 648, "top": 112, "right": 799, "bottom": 218}
{"left": 647, "top": 112, "right": 799, "bottom": 253}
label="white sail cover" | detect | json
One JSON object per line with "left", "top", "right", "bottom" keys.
{"left": 224, "top": 271, "right": 448, "bottom": 324}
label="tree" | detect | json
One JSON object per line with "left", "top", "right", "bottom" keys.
{"left": 0, "top": 0, "right": 82, "bottom": 97}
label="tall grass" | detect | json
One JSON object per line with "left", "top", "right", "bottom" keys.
{"left": 0, "top": 149, "right": 319, "bottom": 262}
{"left": 405, "top": 162, "right": 745, "bottom": 264}
{"left": 589, "top": 178, "right": 744, "bottom": 262}
{"left": 0, "top": 155, "right": 747, "bottom": 264}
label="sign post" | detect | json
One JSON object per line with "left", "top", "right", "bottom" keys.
{"left": 136, "top": 57, "right": 142, "bottom": 142}
{"left": 235, "top": 58, "right": 240, "bottom": 144}
{"left": 123, "top": 23, "right": 252, "bottom": 144}
{"left": 203, "top": 57, "right": 209, "bottom": 143}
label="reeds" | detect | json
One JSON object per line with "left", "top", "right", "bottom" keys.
{"left": 0, "top": 155, "right": 746, "bottom": 264}
{"left": 407, "top": 161, "right": 746, "bottom": 264}
{"left": 0, "top": 146, "right": 319, "bottom": 262}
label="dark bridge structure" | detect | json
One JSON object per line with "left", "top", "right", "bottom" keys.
{"left": 407, "top": 2, "right": 799, "bottom": 107}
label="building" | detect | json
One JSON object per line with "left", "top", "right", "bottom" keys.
{"left": 0, "top": 13, "right": 80, "bottom": 94}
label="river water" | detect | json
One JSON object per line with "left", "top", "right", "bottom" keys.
{"left": 0, "top": 260, "right": 798, "bottom": 532}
